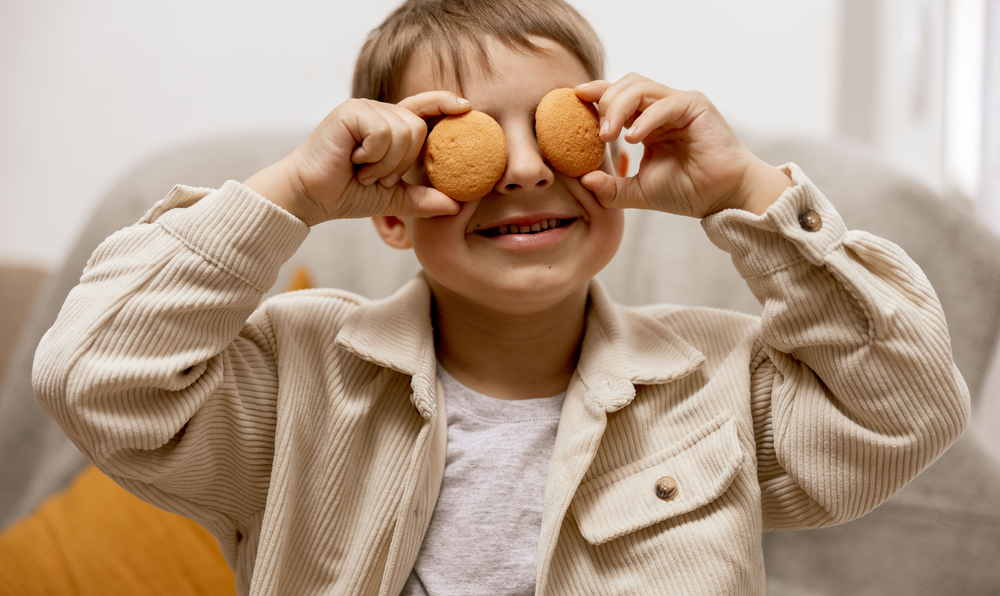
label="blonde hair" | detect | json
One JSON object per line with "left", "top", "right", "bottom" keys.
{"left": 352, "top": 0, "right": 605, "bottom": 102}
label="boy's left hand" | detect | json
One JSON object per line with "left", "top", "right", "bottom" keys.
{"left": 576, "top": 74, "right": 792, "bottom": 218}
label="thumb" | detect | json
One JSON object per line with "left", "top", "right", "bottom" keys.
{"left": 580, "top": 171, "right": 646, "bottom": 210}
{"left": 389, "top": 181, "right": 462, "bottom": 218}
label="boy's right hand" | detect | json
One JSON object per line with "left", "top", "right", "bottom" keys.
{"left": 244, "top": 92, "right": 470, "bottom": 226}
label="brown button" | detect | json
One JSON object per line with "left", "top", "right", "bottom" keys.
{"left": 798, "top": 209, "right": 822, "bottom": 232}
{"left": 654, "top": 476, "right": 678, "bottom": 500}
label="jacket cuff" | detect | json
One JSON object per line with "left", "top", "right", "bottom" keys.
{"left": 700, "top": 163, "right": 847, "bottom": 278}
{"left": 149, "top": 180, "right": 309, "bottom": 292}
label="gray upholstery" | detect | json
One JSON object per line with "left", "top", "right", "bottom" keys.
{"left": 0, "top": 133, "right": 308, "bottom": 529}
{"left": 1, "top": 131, "right": 998, "bottom": 595}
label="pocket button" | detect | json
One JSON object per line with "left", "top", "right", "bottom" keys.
{"left": 654, "top": 476, "right": 678, "bottom": 500}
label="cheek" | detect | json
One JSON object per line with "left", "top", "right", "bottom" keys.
{"left": 608, "top": 208, "right": 626, "bottom": 236}
{"left": 594, "top": 209, "right": 625, "bottom": 265}
{"left": 408, "top": 219, "right": 440, "bottom": 256}
{"left": 407, "top": 218, "right": 461, "bottom": 278}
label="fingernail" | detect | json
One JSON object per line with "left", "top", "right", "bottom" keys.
{"left": 600, "top": 119, "right": 610, "bottom": 136}
{"left": 380, "top": 173, "right": 400, "bottom": 187}
{"left": 577, "top": 82, "right": 590, "bottom": 90}
{"left": 456, "top": 97, "right": 469, "bottom": 105}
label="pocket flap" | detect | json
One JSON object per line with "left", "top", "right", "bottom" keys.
{"left": 571, "top": 414, "right": 744, "bottom": 545}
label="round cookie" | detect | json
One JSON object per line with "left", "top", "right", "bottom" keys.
{"left": 535, "top": 88, "right": 605, "bottom": 178}
{"left": 424, "top": 110, "right": 507, "bottom": 202}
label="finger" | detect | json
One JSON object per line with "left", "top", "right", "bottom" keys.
{"left": 361, "top": 103, "right": 435, "bottom": 187}
{"left": 593, "top": 73, "right": 648, "bottom": 118}
{"left": 603, "top": 81, "right": 678, "bottom": 143}
{"left": 625, "top": 91, "right": 710, "bottom": 144}
{"left": 393, "top": 107, "right": 433, "bottom": 183}
{"left": 398, "top": 90, "right": 472, "bottom": 119}
{"left": 355, "top": 106, "right": 414, "bottom": 185}
{"left": 579, "top": 170, "right": 649, "bottom": 211}
{"left": 384, "top": 181, "right": 462, "bottom": 218}
{"left": 593, "top": 73, "right": 652, "bottom": 123}
{"left": 574, "top": 80, "right": 612, "bottom": 103}
{"left": 349, "top": 104, "right": 393, "bottom": 168}
{"left": 598, "top": 77, "right": 679, "bottom": 142}
{"left": 391, "top": 131, "right": 426, "bottom": 187}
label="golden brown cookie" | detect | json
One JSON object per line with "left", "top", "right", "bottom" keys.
{"left": 424, "top": 110, "right": 507, "bottom": 202}
{"left": 535, "top": 88, "right": 605, "bottom": 178}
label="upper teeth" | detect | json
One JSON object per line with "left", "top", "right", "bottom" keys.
{"left": 495, "top": 218, "right": 561, "bottom": 235}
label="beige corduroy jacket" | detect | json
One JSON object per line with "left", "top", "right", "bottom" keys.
{"left": 34, "top": 166, "right": 970, "bottom": 596}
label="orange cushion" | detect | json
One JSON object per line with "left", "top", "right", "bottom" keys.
{"left": 0, "top": 465, "right": 235, "bottom": 596}
{"left": 286, "top": 265, "right": 315, "bottom": 291}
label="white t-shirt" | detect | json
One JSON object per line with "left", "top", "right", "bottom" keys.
{"left": 400, "top": 365, "right": 565, "bottom": 596}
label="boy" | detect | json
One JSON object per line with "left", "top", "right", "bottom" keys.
{"left": 33, "top": 0, "right": 969, "bottom": 594}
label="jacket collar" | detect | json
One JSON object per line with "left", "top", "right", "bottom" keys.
{"left": 335, "top": 275, "right": 705, "bottom": 415}
{"left": 576, "top": 280, "right": 705, "bottom": 412}
{"left": 335, "top": 275, "right": 439, "bottom": 418}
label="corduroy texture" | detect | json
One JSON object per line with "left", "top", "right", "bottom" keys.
{"left": 33, "top": 169, "right": 969, "bottom": 596}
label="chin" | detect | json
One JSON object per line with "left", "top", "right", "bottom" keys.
{"left": 476, "top": 272, "right": 592, "bottom": 314}
{"left": 425, "top": 267, "right": 586, "bottom": 316}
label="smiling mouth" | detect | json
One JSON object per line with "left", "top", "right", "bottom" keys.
{"left": 477, "top": 218, "right": 577, "bottom": 237}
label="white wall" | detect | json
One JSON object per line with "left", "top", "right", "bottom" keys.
{"left": 0, "top": 0, "right": 840, "bottom": 269}
{"left": 945, "top": 0, "right": 986, "bottom": 200}
{"left": 872, "top": 0, "right": 950, "bottom": 190}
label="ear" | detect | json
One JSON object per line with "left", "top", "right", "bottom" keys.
{"left": 371, "top": 216, "right": 413, "bottom": 249}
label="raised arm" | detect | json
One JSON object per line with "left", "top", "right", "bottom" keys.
{"left": 32, "top": 183, "right": 308, "bottom": 537}
{"left": 578, "top": 73, "right": 969, "bottom": 528}
{"left": 33, "top": 91, "right": 470, "bottom": 538}
{"left": 703, "top": 166, "right": 969, "bottom": 528}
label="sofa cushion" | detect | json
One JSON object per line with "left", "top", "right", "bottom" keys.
{"left": 0, "top": 263, "right": 48, "bottom": 387}
{"left": 0, "top": 464, "right": 235, "bottom": 596}
{"left": 761, "top": 432, "right": 1000, "bottom": 595}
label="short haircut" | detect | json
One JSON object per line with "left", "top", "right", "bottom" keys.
{"left": 352, "top": 0, "right": 605, "bottom": 103}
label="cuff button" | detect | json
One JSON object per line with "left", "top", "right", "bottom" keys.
{"left": 798, "top": 209, "right": 822, "bottom": 232}
{"left": 655, "top": 476, "right": 678, "bottom": 500}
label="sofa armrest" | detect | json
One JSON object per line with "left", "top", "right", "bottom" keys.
{"left": 0, "top": 263, "right": 47, "bottom": 388}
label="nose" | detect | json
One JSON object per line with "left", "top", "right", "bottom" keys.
{"left": 494, "top": 121, "right": 554, "bottom": 194}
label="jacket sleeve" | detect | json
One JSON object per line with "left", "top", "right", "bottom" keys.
{"left": 701, "top": 164, "right": 970, "bottom": 530}
{"left": 32, "top": 181, "right": 309, "bottom": 538}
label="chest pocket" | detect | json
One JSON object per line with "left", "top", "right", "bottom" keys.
{"left": 571, "top": 414, "right": 744, "bottom": 545}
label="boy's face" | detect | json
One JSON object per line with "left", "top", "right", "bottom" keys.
{"left": 376, "top": 37, "right": 624, "bottom": 316}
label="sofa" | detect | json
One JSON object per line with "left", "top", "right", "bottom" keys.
{"left": 1, "top": 131, "right": 999, "bottom": 595}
